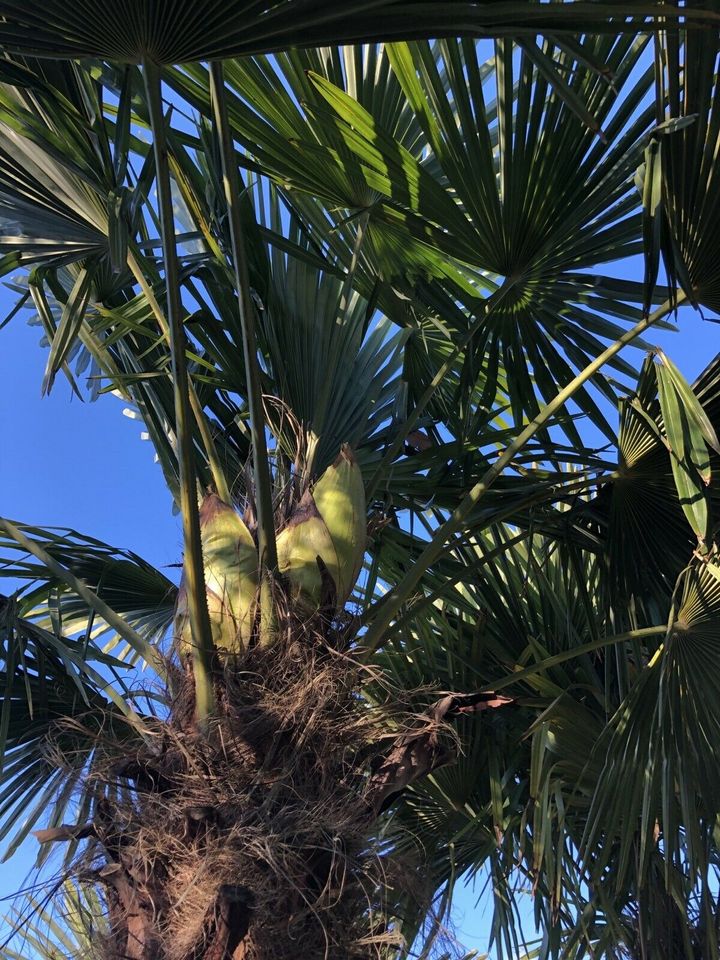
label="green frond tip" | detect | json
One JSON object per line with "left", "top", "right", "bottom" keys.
{"left": 654, "top": 349, "right": 718, "bottom": 543}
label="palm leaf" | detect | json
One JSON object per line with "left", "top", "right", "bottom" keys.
{"left": 0, "top": 68, "right": 112, "bottom": 279}
{"left": 570, "top": 351, "right": 720, "bottom": 612}
{"left": 304, "top": 36, "right": 661, "bottom": 438}
{"left": 641, "top": 22, "right": 720, "bottom": 314}
{"left": 371, "top": 529, "right": 662, "bottom": 957}
{"left": 0, "top": 1, "right": 717, "bottom": 64}
{"left": 0, "top": 593, "right": 147, "bottom": 864}
{"left": 0, "top": 522, "right": 176, "bottom": 662}
{"left": 3, "top": 880, "right": 107, "bottom": 959}
{"left": 583, "top": 553, "right": 720, "bottom": 960}
{"left": 190, "top": 37, "right": 671, "bottom": 445}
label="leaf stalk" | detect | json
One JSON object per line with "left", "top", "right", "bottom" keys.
{"left": 207, "top": 61, "right": 277, "bottom": 572}
{"left": 209, "top": 60, "right": 279, "bottom": 644}
{"left": 143, "top": 59, "right": 216, "bottom": 724}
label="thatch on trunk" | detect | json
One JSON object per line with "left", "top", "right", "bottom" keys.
{"left": 37, "top": 609, "right": 462, "bottom": 960}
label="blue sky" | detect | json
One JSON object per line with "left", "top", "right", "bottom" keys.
{"left": 0, "top": 316, "right": 181, "bottom": 572}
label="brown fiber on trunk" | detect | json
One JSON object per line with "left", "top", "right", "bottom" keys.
{"left": 36, "top": 618, "right": 513, "bottom": 960}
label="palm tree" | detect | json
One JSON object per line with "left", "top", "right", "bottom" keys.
{"left": 0, "top": 7, "right": 720, "bottom": 958}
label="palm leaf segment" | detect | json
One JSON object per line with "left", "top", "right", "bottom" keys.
{"left": 580, "top": 553, "right": 720, "bottom": 960}
{"left": 0, "top": 524, "right": 176, "bottom": 861}
{"left": 3, "top": 881, "right": 107, "bottom": 960}
{"left": 0, "top": 604, "right": 144, "bottom": 865}
{"left": 370, "top": 528, "right": 630, "bottom": 956}
{"left": 0, "top": 522, "right": 177, "bottom": 652}
{"left": 0, "top": 59, "right": 124, "bottom": 281}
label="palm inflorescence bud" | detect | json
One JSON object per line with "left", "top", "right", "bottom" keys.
{"left": 175, "top": 446, "right": 366, "bottom": 655}
{"left": 277, "top": 445, "right": 366, "bottom": 612}
{"left": 176, "top": 494, "right": 258, "bottom": 657}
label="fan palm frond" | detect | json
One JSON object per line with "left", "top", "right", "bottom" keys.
{"left": 641, "top": 21, "right": 720, "bottom": 315}
{"left": 176, "top": 36, "right": 679, "bottom": 449}
{"left": 1, "top": 1, "right": 717, "bottom": 64}
{"left": 372, "top": 527, "right": 664, "bottom": 958}
{"left": 0, "top": 592, "right": 150, "bottom": 865}
{"left": 570, "top": 350, "right": 720, "bottom": 613}
{"left": 582, "top": 553, "right": 720, "bottom": 960}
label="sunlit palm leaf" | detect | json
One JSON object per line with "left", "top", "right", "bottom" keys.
{"left": 189, "top": 36, "right": 668, "bottom": 444}
{"left": 0, "top": 65, "right": 112, "bottom": 278}
{"left": 305, "top": 35, "right": 661, "bottom": 440}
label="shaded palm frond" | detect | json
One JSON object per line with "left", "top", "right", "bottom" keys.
{"left": 0, "top": 1, "right": 717, "bottom": 65}
{"left": 0, "top": 592, "right": 150, "bottom": 865}
{"left": 570, "top": 350, "right": 720, "bottom": 613}
{"left": 640, "top": 21, "right": 720, "bottom": 315}
{"left": 582, "top": 554, "right": 720, "bottom": 960}
{"left": 0, "top": 522, "right": 177, "bottom": 659}
{"left": 371, "top": 528, "right": 663, "bottom": 958}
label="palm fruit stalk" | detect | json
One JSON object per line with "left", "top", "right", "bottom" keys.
{"left": 277, "top": 445, "right": 366, "bottom": 612}
{"left": 176, "top": 494, "right": 258, "bottom": 657}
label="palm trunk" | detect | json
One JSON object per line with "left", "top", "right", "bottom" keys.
{"left": 99, "top": 641, "right": 376, "bottom": 959}
{"left": 49, "top": 638, "right": 408, "bottom": 958}
{"left": 40, "top": 617, "right": 505, "bottom": 959}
